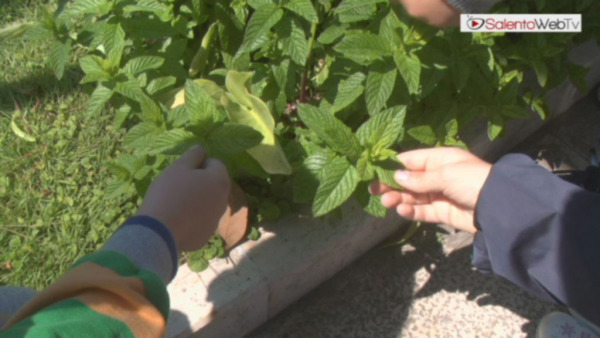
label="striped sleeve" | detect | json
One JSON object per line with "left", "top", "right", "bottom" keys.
{"left": 0, "top": 249, "right": 171, "bottom": 337}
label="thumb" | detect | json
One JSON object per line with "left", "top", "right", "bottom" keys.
{"left": 395, "top": 169, "right": 446, "bottom": 194}
{"left": 174, "top": 146, "right": 206, "bottom": 169}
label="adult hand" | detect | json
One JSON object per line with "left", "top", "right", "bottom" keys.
{"left": 397, "top": 0, "right": 461, "bottom": 27}
{"left": 370, "top": 147, "right": 492, "bottom": 233}
{"left": 137, "top": 146, "right": 231, "bottom": 252}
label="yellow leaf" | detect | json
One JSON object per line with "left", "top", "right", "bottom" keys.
{"left": 10, "top": 119, "right": 36, "bottom": 142}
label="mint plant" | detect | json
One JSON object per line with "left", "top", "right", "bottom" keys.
{"left": 3, "top": 0, "right": 599, "bottom": 269}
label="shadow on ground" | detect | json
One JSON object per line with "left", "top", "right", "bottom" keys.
{"left": 248, "top": 227, "right": 559, "bottom": 338}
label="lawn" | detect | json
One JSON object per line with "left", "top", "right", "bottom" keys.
{"left": 0, "top": 0, "right": 135, "bottom": 289}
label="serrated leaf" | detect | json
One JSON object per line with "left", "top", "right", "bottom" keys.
{"left": 313, "top": 157, "right": 359, "bottom": 217}
{"left": 79, "top": 55, "right": 110, "bottom": 83}
{"left": 332, "top": 72, "right": 366, "bottom": 113}
{"left": 123, "top": 56, "right": 164, "bottom": 76}
{"left": 124, "top": 122, "right": 164, "bottom": 150}
{"left": 317, "top": 23, "right": 348, "bottom": 45}
{"left": 334, "top": 33, "right": 392, "bottom": 63}
{"left": 298, "top": 104, "right": 362, "bottom": 159}
{"left": 282, "top": 17, "right": 309, "bottom": 66}
{"left": 373, "top": 162, "right": 403, "bottom": 189}
{"left": 365, "top": 66, "right": 397, "bottom": 115}
{"left": 355, "top": 182, "right": 387, "bottom": 218}
{"left": 336, "top": 0, "right": 387, "bottom": 14}
{"left": 88, "top": 84, "right": 113, "bottom": 116}
{"left": 304, "top": 150, "right": 335, "bottom": 177}
{"left": 238, "top": 4, "right": 283, "bottom": 54}
{"left": 408, "top": 125, "right": 437, "bottom": 145}
{"left": 123, "top": 0, "right": 173, "bottom": 21}
{"left": 284, "top": 0, "right": 318, "bottom": 23}
{"left": 223, "top": 71, "right": 292, "bottom": 175}
{"left": 148, "top": 129, "right": 197, "bottom": 155}
{"left": 357, "top": 106, "right": 406, "bottom": 150}
{"left": 208, "top": 123, "right": 264, "bottom": 155}
{"left": 394, "top": 50, "right": 421, "bottom": 95}
{"left": 48, "top": 40, "right": 71, "bottom": 80}
{"left": 65, "top": 0, "right": 112, "bottom": 17}
{"left": 356, "top": 155, "right": 375, "bottom": 181}
{"left": 147, "top": 76, "right": 176, "bottom": 95}
{"left": 116, "top": 80, "right": 146, "bottom": 102}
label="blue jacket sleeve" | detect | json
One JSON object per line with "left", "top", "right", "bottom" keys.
{"left": 473, "top": 154, "right": 600, "bottom": 325}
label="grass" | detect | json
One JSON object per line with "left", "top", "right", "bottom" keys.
{"left": 0, "top": 0, "right": 136, "bottom": 289}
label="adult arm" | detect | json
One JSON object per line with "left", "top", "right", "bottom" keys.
{"left": 371, "top": 147, "right": 600, "bottom": 325}
{"left": 474, "top": 154, "right": 600, "bottom": 325}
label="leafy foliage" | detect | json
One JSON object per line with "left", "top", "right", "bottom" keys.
{"left": 5, "top": 0, "right": 600, "bottom": 271}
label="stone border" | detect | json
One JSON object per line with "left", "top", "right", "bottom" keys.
{"left": 166, "top": 41, "right": 600, "bottom": 338}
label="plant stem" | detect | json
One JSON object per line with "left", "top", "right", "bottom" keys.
{"left": 300, "top": 22, "right": 318, "bottom": 103}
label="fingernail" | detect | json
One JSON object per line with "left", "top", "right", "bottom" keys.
{"left": 395, "top": 170, "right": 409, "bottom": 182}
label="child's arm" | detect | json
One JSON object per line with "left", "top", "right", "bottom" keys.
{"left": 0, "top": 146, "right": 230, "bottom": 337}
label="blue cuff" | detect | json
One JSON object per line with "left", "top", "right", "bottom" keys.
{"left": 120, "top": 216, "right": 179, "bottom": 280}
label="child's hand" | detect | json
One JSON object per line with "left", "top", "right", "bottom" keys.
{"left": 370, "top": 147, "right": 492, "bottom": 233}
{"left": 138, "top": 146, "right": 231, "bottom": 252}
{"left": 397, "top": 0, "right": 461, "bottom": 27}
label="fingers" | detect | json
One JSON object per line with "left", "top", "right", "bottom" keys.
{"left": 381, "top": 190, "right": 431, "bottom": 208}
{"left": 369, "top": 181, "right": 393, "bottom": 195}
{"left": 202, "top": 158, "right": 231, "bottom": 189}
{"left": 175, "top": 146, "right": 206, "bottom": 169}
{"left": 395, "top": 169, "right": 446, "bottom": 194}
{"left": 396, "top": 204, "right": 442, "bottom": 224}
{"left": 397, "top": 147, "right": 467, "bottom": 171}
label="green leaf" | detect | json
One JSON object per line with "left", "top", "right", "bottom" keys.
{"left": 88, "top": 84, "right": 113, "bottom": 116}
{"left": 124, "top": 122, "right": 164, "bottom": 150}
{"left": 334, "top": 32, "right": 392, "bottom": 63}
{"left": 317, "top": 23, "right": 348, "bottom": 45}
{"left": 123, "top": 56, "right": 164, "bottom": 76}
{"left": 188, "top": 251, "right": 209, "bottom": 272}
{"left": 313, "top": 157, "right": 360, "bottom": 217}
{"left": 408, "top": 125, "right": 437, "bottom": 145}
{"left": 238, "top": 4, "right": 284, "bottom": 54}
{"left": 284, "top": 0, "right": 318, "bottom": 23}
{"left": 48, "top": 40, "right": 71, "bottom": 80}
{"left": 394, "top": 50, "right": 421, "bottom": 95}
{"left": 355, "top": 182, "right": 387, "bottom": 218}
{"left": 365, "top": 66, "right": 397, "bottom": 115}
{"left": 0, "top": 23, "right": 33, "bottom": 41}
{"left": 487, "top": 115, "right": 503, "bottom": 141}
{"left": 10, "top": 119, "right": 36, "bottom": 142}
{"left": 332, "top": 72, "right": 366, "bottom": 113}
{"left": 373, "top": 162, "right": 403, "bottom": 189}
{"left": 297, "top": 104, "right": 362, "bottom": 159}
{"left": 208, "top": 123, "right": 264, "bottom": 155}
{"left": 223, "top": 71, "right": 292, "bottom": 175}
{"left": 79, "top": 55, "right": 110, "bottom": 83}
{"left": 356, "top": 155, "right": 375, "bottom": 181}
{"left": 336, "top": 0, "right": 385, "bottom": 23}
{"left": 65, "top": 0, "right": 112, "bottom": 17}
{"left": 148, "top": 129, "right": 197, "bottom": 155}
{"left": 282, "top": 17, "right": 309, "bottom": 66}
{"left": 336, "top": 0, "right": 387, "bottom": 14}
{"left": 533, "top": 60, "right": 548, "bottom": 87}
{"left": 357, "top": 106, "right": 406, "bottom": 150}
{"left": 147, "top": 76, "right": 176, "bottom": 95}
{"left": 116, "top": 80, "right": 146, "bottom": 102}
{"left": 123, "top": 0, "right": 173, "bottom": 21}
